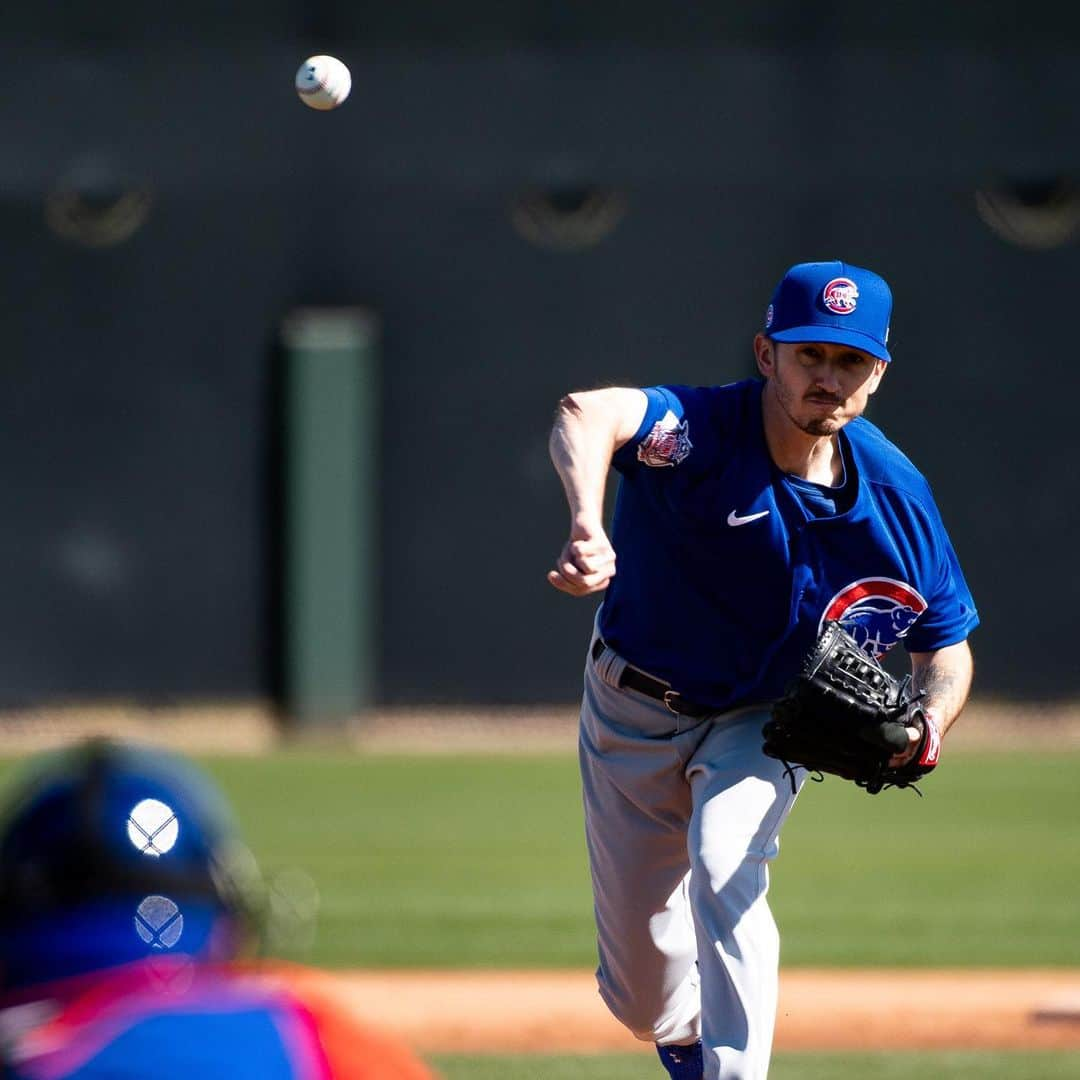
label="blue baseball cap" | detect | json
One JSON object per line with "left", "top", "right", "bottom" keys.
{"left": 763, "top": 260, "right": 893, "bottom": 362}
{"left": 0, "top": 739, "right": 261, "bottom": 989}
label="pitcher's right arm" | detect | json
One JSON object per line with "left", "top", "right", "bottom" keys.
{"left": 546, "top": 388, "right": 648, "bottom": 597}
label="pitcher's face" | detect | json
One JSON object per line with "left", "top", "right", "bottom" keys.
{"left": 756, "top": 336, "right": 887, "bottom": 436}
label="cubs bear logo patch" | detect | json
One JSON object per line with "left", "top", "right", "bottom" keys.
{"left": 637, "top": 414, "right": 692, "bottom": 467}
{"left": 819, "top": 577, "right": 927, "bottom": 659}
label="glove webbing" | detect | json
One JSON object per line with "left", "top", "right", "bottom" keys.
{"left": 765, "top": 622, "right": 932, "bottom": 796}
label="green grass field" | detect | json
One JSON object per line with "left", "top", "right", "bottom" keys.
{"left": 180, "top": 749, "right": 1080, "bottom": 970}
{"left": 2, "top": 747, "right": 1077, "bottom": 1076}
{"left": 430, "top": 1051, "right": 1080, "bottom": 1079}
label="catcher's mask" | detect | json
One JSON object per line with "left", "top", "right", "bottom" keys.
{"left": 0, "top": 737, "right": 263, "bottom": 991}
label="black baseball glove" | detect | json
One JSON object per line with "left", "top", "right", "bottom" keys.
{"left": 762, "top": 621, "right": 941, "bottom": 794}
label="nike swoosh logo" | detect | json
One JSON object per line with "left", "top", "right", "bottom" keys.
{"left": 727, "top": 509, "right": 770, "bottom": 527}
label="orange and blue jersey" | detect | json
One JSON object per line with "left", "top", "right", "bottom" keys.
{"left": 1, "top": 959, "right": 435, "bottom": 1080}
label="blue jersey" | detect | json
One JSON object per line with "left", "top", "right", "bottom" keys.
{"left": 599, "top": 378, "right": 978, "bottom": 710}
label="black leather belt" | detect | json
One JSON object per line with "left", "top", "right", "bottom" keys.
{"left": 591, "top": 637, "right": 715, "bottom": 718}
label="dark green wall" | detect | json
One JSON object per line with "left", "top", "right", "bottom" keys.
{"left": 1, "top": 9, "right": 1077, "bottom": 705}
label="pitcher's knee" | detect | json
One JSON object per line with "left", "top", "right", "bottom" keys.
{"left": 597, "top": 976, "right": 700, "bottom": 1044}
{"left": 690, "top": 843, "right": 769, "bottom": 914}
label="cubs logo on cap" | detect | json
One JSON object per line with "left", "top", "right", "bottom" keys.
{"left": 820, "top": 577, "right": 927, "bottom": 659}
{"left": 764, "top": 260, "right": 893, "bottom": 362}
{"left": 822, "top": 278, "right": 859, "bottom": 315}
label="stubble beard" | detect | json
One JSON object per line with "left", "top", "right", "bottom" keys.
{"left": 772, "top": 377, "right": 846, "bottom": 437}
{"left": 799, "top": 415, "right": 843, "bottom": 436}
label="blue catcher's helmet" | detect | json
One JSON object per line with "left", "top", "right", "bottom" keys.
{"left": 0, "top": 738, "right": 261, "bottom": 991}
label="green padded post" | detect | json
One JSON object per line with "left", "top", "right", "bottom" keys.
{"left": 281, "top": 308, "right": 379, "bottom": 730}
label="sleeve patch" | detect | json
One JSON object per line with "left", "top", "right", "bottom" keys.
{"left": 636, "top": 412, "right": 692, "bottom": 467}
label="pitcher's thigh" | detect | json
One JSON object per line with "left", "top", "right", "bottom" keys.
{"left": 686, "top": 715, "right": 803, "bottom": 1079}
{"left": 579, "top": 704, "right": 705, "bottom": 1044}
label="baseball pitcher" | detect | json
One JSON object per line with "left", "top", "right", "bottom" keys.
{"left": 547, "top": 260, "right": 978, "bottom": 1080}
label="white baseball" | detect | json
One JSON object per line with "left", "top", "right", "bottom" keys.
{"left": 295, "top": 55, "right": 351, "bottom": 111}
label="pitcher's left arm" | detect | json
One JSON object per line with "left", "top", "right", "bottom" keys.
{"left": 910, "top": 640, "right": 974, "bottom": 739}
{"left": 888, "top": 640, "right": 974, "bottom": 766}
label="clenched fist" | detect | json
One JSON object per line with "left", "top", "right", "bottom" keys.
{"left": 547, "top": 522, "right": 617, "bottom": 596}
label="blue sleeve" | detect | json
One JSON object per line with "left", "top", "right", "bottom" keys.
{"left": 903, "top": 497, "right": 980, "bottom": 653}
{"left": 611, "top": 385, "right": 692, "bottom": 474}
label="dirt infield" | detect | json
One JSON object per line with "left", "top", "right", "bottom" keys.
{"left": 2, "top": 699, "right": 1080, "bottom": 755}
{"left": 280, "top": 968, "right": 1080, "bottom": 1054}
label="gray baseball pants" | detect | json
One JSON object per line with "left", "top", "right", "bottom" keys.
{"left": 579, "top": 627, "right": 804, "bottom": 1080}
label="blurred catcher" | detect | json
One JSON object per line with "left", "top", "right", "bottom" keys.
{"left": 0, "top": 737, "right": 434, "bottom": 1079}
